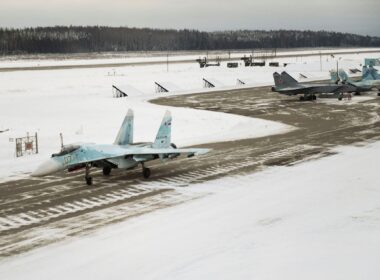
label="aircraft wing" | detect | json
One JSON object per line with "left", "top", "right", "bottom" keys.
{"left": 64, "top": 145, "right": 210, "bottom": 167}
{"left": 127, "top": 147, "right": 210, "bottom": 156}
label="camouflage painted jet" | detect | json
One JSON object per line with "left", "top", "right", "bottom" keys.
{"left": 272, "top": 71, "right": 355, "bottom": 101}
{"left": 32, "top": 110, "right": 210, "bottom": 185}
{"left": 330, "top": 68, "right": 380, "bottom": 95}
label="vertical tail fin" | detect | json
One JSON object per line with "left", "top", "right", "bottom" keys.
{"left": 370, "top": 66, "right": 380, "bottom": 80}
{"left": 330, "top": 70, "right": 340, "bottom": 84}
{"left": 362, "top": 66, "right": 372, "bottom": 80}
{"left": 273, "top": 72, "right": 282, "bottom": 87}
{"left": 280, "top": 71, "right": 298, "bottom": 86}
{"left": 153, "top": 111, "right": 172, "bottom": 148}
{"left": 114, "top": 109, "right": 134, "bottom": 145}
{"left": 338, "top": 69, "right": 350, "bottom": 83}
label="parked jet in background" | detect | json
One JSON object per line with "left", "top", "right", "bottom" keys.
{"left": 272, "top": 71, "right": 355, "bottom": 101}
{"left": 362, "top": 65, "right": 380, "bottom": 81}
{"left": 32, "top": 110, "right": 210, "bottom": 185}
{"left": 330, "top": 68, "right": 380, "bottom": 95}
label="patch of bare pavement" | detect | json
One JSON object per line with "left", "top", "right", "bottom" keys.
{"left": 1, "top": 87, "right": 380, "bottom": 258}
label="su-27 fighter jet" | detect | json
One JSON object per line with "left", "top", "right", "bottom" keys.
{"left": 330, "top": 67, "right": 380, "bottom": 95}
{"left": 32, "top": 110, "right": 210, "bottom": 185}
{"left": 272, "top": 71, "right": 355, "bottom": 101}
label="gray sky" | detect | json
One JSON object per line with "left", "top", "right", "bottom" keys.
{"left": 1, "top": 0, "right": 379, "bottom": 36}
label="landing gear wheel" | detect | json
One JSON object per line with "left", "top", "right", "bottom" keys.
{"left": 85, "top": 164, "right": 92, "bottom": 186}
{"left": 378, "top": 92, "right": 380, "bottom": 97}
{"left": 354, "top": 92, "right": 361, "bottom": 96}
{"left": 85, "top": 176, "right": 93, "bottom": 186}
{"left": 299, "top": 96, "right": 305, "bottom": 101}
{"left": 143, "top": 167, "right": 151, "bottom": 179}
{"left": 312, "top": 95, "right": 317, "bottom": 100}
{"left": 103, "top": 166, "right": 111, "bottom": 176}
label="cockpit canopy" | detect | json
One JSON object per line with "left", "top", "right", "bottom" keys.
{"left": 51, "top": 145, "right": 80, "bottom": 157}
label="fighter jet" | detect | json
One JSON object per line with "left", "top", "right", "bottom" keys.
{"left": 362, "top": 65, "right": 380, "bottom": 81}
{"left": 330, "top": 68, "right": 380, "bottom": 95}
{"left": 32, "top": 110, "right": 210, "bottom": 185}
{"left": 272, "top": 71, "right": 355, "bottom": 101}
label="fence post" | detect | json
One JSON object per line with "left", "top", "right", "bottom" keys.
{"left": 35, "top": 132, "right": 39, "bottom": 154}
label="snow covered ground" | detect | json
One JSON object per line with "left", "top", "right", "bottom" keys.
{"left": 1, "top": 49, "right": 379, "bottom": 180}
{"left": 1, "top": 141, "right": 379, "bottom": 280}
{"left": 0, "top": 64, "right": 293, "bottom": 181}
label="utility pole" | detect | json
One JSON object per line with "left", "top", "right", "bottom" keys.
{"left": 319, "top": 51, "right": 322, "bottom": 71}
{"left": 60, "top": 133, "right": 64, "bottom": 149}
{"left": 166, "top": 53, "right": 169, "bottom": 72}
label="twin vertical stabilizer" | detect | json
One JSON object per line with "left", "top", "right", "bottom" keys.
{"left": 114, "top": 109, "right": 172, "bottom": 148}
{"left": 273, "top": 72, "right": 298, "bottom": 88}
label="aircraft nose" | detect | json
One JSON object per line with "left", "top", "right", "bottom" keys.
{"left": 31, "top": 158, "right": 63, "bottom": 177}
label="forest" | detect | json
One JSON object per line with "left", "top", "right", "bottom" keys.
{"left": 0, "top": 26, "right": 379, "bottom": 54}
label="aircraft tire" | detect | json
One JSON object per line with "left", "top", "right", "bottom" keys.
{"left": 103, "top": 166, "right": 111, "bottom": 176}
{"left": 354, "top": 92, "right": 361, "bottom": 96}
{"left": 299, "top": 96, "right": 305, "bottom": 101}
{"left": 313, "top": 95, "right": 317, "bottom": 100}
{"left": 377, "top": 92, "right": 380, "bottom": 97}
{"left": 143, "top": 167, "right": 151, "bottom": 179}
{"left": 86, "top": 176, "right": 93, "bottom": 186}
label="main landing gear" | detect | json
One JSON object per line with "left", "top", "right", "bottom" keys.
{"left": 299, "top": 94, "right": 316, "bottom": 101}
{"left": 85, "top": 164, "right": 92, "bottom": 186}
{"left": 84, "top": 163, "right": 151, "bottom": 186}
{"left": 141, "top": 163, "right": 151, "bottom": 179}
{"left": 84, "top": 165, "right": 112, "bottom": 186}
{"left": 103, "top": 166, "right": 111, "bottom": 176}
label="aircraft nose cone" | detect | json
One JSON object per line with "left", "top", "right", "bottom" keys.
{"left": 31, "top": 158, "right": 63, "bottom": 177}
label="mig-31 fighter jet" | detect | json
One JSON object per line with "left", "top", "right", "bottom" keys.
{"left": 272, "top": 71, "right": 355, "bottom": 101}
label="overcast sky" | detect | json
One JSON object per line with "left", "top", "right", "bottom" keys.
{"left": 1, "top": 0, "right": 379, "bottom": 36}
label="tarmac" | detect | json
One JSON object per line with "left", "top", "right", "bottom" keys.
{"left": 1, "top": 86, "right": 379, "bottom": 258}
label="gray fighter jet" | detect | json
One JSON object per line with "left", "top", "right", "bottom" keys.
{"left": 272, "top": 71, "right": 355, "bottom": 101}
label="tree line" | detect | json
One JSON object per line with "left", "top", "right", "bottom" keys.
{"left": 0, "top": 26, "right": 379, "bottom": 55}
